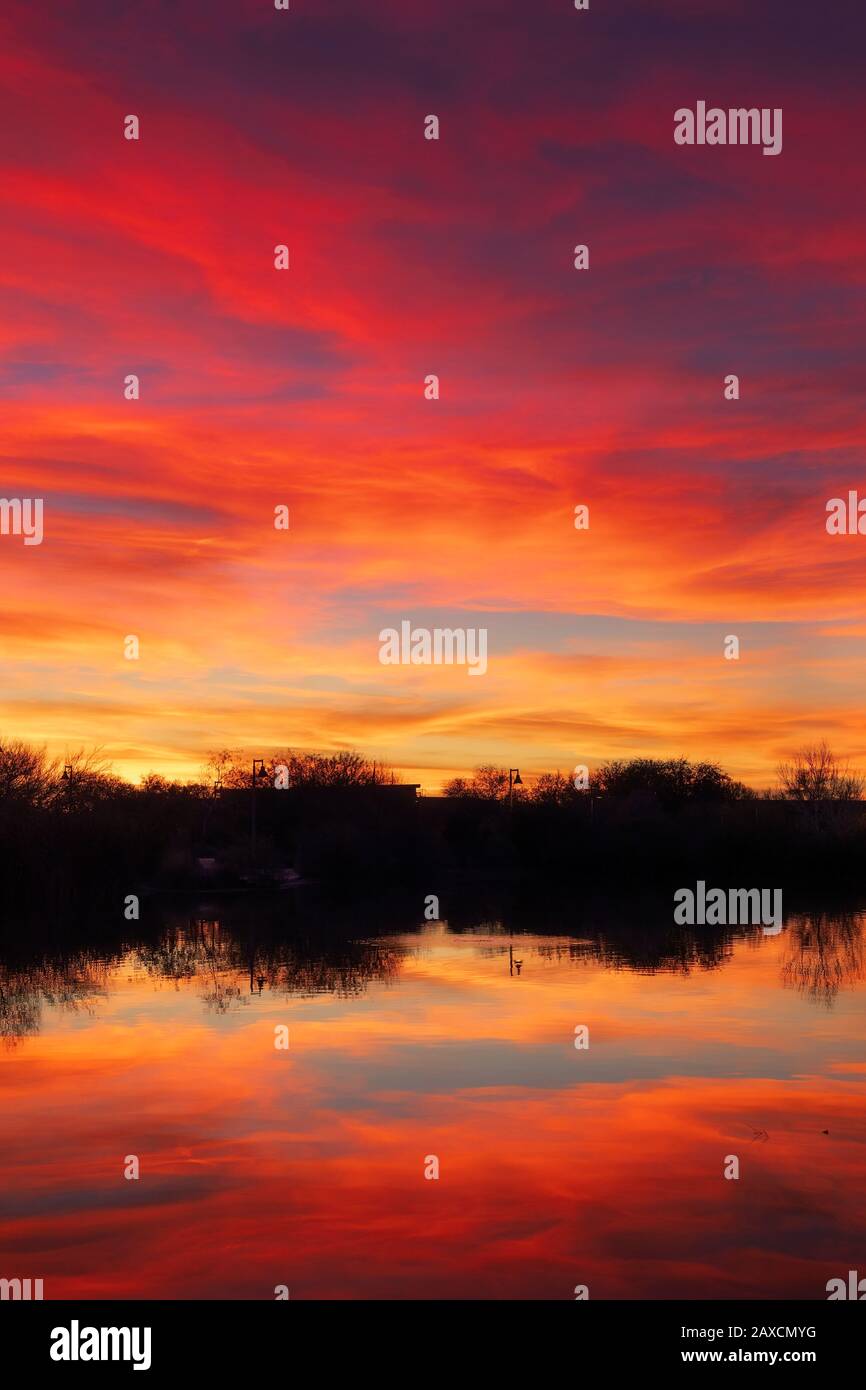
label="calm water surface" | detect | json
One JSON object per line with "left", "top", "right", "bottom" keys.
{"left": 2, "top": 896, "right": 865, "bottom": 1299}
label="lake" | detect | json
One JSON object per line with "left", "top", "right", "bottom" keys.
{"left": 1, "top": 891, "right": 864, "bottom": 1299}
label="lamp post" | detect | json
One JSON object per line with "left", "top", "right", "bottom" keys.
{"left": 201, "top": 776, "right": 221, "bottom": 842}
{"left": 508, "top": 768, "right": 522, "bottom": 810}
{"left": 251, "top": 759, "right": 267, "bottom": 863}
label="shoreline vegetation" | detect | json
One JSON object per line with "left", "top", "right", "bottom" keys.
{"left": 0, "top": 738, "right": 865, "bottom": 914}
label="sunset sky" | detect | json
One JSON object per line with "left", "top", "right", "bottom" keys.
{"left": 1, "top": 0, "right": 864, "bottom": 791}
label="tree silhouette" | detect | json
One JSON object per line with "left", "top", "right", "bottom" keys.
{"left": 777, "top": 741, "right": 864, "bottom": 801}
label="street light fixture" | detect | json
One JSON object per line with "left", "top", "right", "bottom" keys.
{"left": 508, "top": 768, "right": 522, "bottom": 810}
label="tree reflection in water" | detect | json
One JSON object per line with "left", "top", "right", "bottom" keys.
{"left": 1, "top": 897, "right": 865, "bottom": 1043}
{"left": 781, "top": 909, "right": 866, "bottom": 1006}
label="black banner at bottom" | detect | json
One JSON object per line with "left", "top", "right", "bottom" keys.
{"left": 2, "top": 1299, "right": 861, "bottom": 1376}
